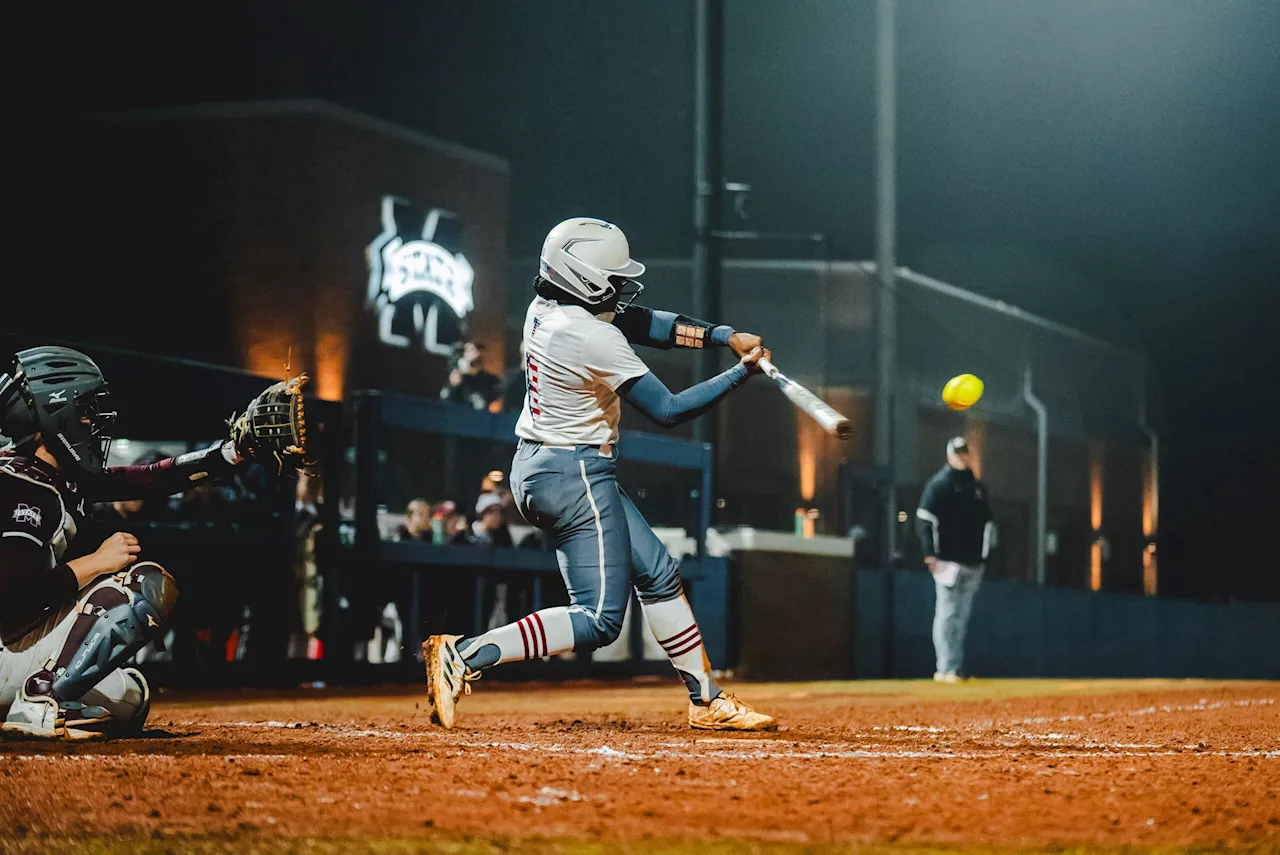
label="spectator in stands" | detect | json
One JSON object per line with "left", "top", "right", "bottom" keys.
{"left": 174, "top": 478, "right": 239, "bottom": 524}
{"left": 395, "top": 498, "right": 435, "bottom": 543}
{"left": 290, "top": 471, "right": 324, "bottom": 660}
{"left": 473, "top": 492, "right": 514, "bottom": 547}
{"left": 439, "top": 502, "right": 472, "bottom": 545}
{"left": 441, "top": 341, "right": 501, "bottom": 411}
{"left": 95, "top": 497, "right": 146, "bottom": 524}
{"left": 501, "top": 341, "right": 529, "bottom": 413}
{"left": 915, "top": 437, "right": 995, "bottom": 683}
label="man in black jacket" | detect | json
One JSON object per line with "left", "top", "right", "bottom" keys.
{"left": 915, "top": 437, "right": 995, "bottom": 682}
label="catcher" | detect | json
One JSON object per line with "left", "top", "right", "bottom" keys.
{"left": 0, "top": 346, "right": 310, "bottom": 739}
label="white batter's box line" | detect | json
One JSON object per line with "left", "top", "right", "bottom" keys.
{"left": 4, "top": 741, "right": 1276, "bottom": 764}
{"left": 979, "top": 696, "right": 1276, "bottom": 729}
{"left": 168, "top": 720, "right": 1280, "bottom": 760}
{"left": 4, "top": 754, "right": 290, "bottom": 762}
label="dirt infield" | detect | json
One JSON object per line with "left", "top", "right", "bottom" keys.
{"left": 0, "top": 678, "right": 1277, "bottom": 853}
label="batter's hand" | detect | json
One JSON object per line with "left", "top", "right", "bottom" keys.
{"left": 728, "top": 332, "right": 763, "bottom": 359}
{"left": 739, "top": 345, "right": 772, "bottom": 374}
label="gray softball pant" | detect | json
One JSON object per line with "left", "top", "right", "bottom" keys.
{"left": 509, "top": 440, "right": 683, "bottom": 651}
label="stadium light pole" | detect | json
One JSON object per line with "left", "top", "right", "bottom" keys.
{"left": 874, "top": 0, "right": 898, "bottom": 570}
{"left": 692, "top": 0, "right": 724, "bottom": 447}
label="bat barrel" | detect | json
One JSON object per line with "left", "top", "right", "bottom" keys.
{"left": 759, "top": 356, "right": 852, "bottom": 441}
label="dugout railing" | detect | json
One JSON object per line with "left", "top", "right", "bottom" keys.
{"left": 329, "top": 390, "right": 729, "bottom": 680}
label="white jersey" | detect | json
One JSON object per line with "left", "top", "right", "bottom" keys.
{"left": 514, "top": 297, "right": 650, "bottom": 446}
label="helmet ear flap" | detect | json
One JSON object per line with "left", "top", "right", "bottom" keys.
{"left": 549, "top": 251, "right": 614, "bottom": 304}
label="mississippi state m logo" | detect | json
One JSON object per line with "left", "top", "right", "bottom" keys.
{"left": 11, "top": 503, "right": 42, "bottom": 528}
{"left": 367, "top": 196, "right": 475, "bottom": 356}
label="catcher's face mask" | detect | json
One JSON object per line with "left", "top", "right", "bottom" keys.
{"left": 72, "top": 387, "right": 117, "bottom": 473}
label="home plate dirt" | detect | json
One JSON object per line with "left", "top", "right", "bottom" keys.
{"left": 1, "top": 679, "right": 1277, "bottom": 853}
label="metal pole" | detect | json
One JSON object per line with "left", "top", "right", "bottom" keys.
{"left": 1138, "top": 372, "right": 1159, "bottom": 596}
{"left": 1022, "top": 365, "right": 1048, "bottom": 585}
{"left": 692, "top": 0, "right": 724, "bottom": 445}
{"left": 874, "top": 0, "right": 898, "bottom": 568}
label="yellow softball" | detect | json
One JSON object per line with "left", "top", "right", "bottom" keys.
{"left": 942, "top": 373, "right": 984, "bottom": 411}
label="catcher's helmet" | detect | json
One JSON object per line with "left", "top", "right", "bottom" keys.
{"left": 539, "top": 218, "right": 645, "bottom": 309}
{"left": 0, "top": 347, "right": 116, "bottom": 474}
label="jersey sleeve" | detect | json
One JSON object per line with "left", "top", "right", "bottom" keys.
{"left": 583, "top": 325, "right": 651, "bottom": 391}
{"left": 82, "top": 441, "right": 240, "bottom": 502}
{"left": 0, "top": 476, "right": 62, "bottom": 551}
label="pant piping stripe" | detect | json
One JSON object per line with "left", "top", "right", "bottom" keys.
{"left": 578, "top": 460, "right": 607, "bottom": 624}
{"left": 667, "top": 635, "right": 703, "bottom": 659}
{"left": 531, "top": 612, "right": 548, "bottom": 657}
{"left": 517, "top": 618, "right": 531, "bottom": 659}
{"left": 658, "top": 625, "right": 699, "bottom": 648}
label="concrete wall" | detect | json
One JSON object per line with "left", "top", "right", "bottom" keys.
{"left": 855, "top": 569, "right": 1280, "bottom": 680}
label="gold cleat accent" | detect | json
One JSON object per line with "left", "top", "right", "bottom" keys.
{"left": 688, "top": 692, "right": 777, "bottom": 732}
{"left": 423, "top": 634, "right": 476, "bottom": 729}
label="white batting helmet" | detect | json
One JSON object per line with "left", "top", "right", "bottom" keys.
{"left": 539, "top": 218, "right": 646, "bottom": 306}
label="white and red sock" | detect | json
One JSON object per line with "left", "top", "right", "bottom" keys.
{"left": 456, "top": 606, "right": 576, "bottom": 671}
{"left": 640, "top": 590, "right": 722, "bottom": 704}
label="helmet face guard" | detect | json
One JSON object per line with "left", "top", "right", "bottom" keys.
{"left": 8, "top": 347, "right": 115, "bottom": 475}
{"left": 608, "top": 275, "right": 645, "bottom": 313}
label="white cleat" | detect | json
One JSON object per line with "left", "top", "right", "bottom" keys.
{"left": 933, "top": 671, "right": 963, "bottom": 683}
{"left": 2, "top": 673, "right": 113, "bottom": 741}
{"left": 422, "top": 634, "right": 476, "bottom": 729}
{"left": 688, "top": 692, "right": 777, "bottom": 732}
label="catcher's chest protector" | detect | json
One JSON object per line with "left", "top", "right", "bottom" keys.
{"left": 0, "top": 453, "right": 85, "bottom": 564}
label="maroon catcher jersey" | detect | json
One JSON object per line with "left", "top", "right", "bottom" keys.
{"left": 0, "top": 453, "right": 85, "bottom": 641}
{"left": 0, "top": 444, "right": 238, "bottom": 642}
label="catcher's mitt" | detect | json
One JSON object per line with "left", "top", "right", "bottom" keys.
{"left": 229, "top": 374, "right": 313, "bottom": 473}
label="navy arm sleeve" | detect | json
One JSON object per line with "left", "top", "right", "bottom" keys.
{"left": 612, "top": 306, "right": 735, "bottom": 351}
{"left": 618, "top": 364, "right": 749, "bottom": 429}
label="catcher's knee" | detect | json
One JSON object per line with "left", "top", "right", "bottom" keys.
{"left": 122, "top": 562, "right": 179, "bottom": 633}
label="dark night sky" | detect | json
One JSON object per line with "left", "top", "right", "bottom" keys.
{"left": 49, "top": 1, "right": 1280, "bottom": 600}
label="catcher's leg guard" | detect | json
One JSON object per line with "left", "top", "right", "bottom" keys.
{"left": 52, "top": 563, "right": 177, "bottom": 702}
{"left": 3, "top": 564, "right": 175, "bottom": 739}
{"left": 81, "top": 667, "right": 151, "bottom": 736}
